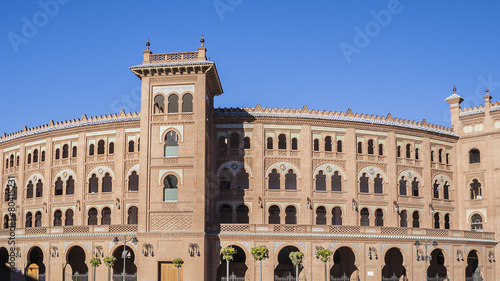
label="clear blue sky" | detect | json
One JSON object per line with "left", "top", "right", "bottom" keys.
{"left": 1, "top": 0, "right": 500, "bottom": 135}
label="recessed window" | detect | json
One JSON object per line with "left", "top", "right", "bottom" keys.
{"left": 469, "top": 149, "right": 480, "bottom": 164}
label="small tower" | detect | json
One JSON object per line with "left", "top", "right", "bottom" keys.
{"left": 445, "top": 85, "right": 463, "bottom": 133}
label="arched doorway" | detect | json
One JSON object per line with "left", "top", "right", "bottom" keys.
{"left": 112, "top": 245, "right": 137, "bottom": 277}
{"left": 427, "top": 249, "right": 447, "bottom": 279}
{"left": 466, "top": 250, "right": 481, "bottom": 281}
{"left": 0, "top": 247, "right": 10, "bottom": 280}
{"left": 26, "top": 246, "right": 45, "bottom": 281}
{"left": 382, "top": 248, "right": 406, "bottom": 280}
{"left": 216, "top": 245, "right": 247, "bottom": 280}
{"left": 274, "top": 246, "right": 301, "bottom": 279}
{"left": 65, "top": 246, "right": 88, "bottom": 279}
{"left": 331, "top": 247, "right": 358, "bottom": 279}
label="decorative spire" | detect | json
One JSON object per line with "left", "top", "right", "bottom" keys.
{"left": 453, "top": 85, "right": 457, "bottom": 93}
{"left": 486, "top": 88, "right": 489, "bottom": 93}
{"left": 200, "top": 35, "right": 205, "bottom": 47}
{"left": 146, "top": 38, "right": 150, "bottom": 50}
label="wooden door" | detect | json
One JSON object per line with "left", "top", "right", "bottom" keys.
{"left": 160, "top": 262, "right": 183, "bottom": 281}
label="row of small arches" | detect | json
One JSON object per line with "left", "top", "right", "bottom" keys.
{"left": 153, "top": 93, "right": 193, "bottom": 114}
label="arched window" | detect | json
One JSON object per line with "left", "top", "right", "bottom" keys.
{"left": 431, "top": 151, "right": 434, "bottom": 162}
{"left": 399, "top": 177, "right": 407, "bottom": 196}
{"left": 438, "top": 149, "right": 443, "bottom": 163}
{"left": 278, "top": 134, "right": 286, "bottom": 150}
{"left": 415, "top": 148, "right": 419, "bottom": 160}
{"left": 25, "top": 212, "right": 33, "bottom": 228}
{"left": 89, "top": 174, "right": 98, "bottom": 193}
{"left": 367, "top": 139, "right": 374, "bottom": 155}
{"left": 471, "top": 214, "right": 483, "bottom": 231}
{"left": 406, "top": 144, "right": 411, "bottom": 158}
{"left": 164, "top": 131, "right": 179, "bottom": 157}
{"left": 375, "top": 209, "right": 384, "bottom": 226}
{"left": 102, "top": 173, "right": 112, "bottom": 193}
{"left": 411, "top": 178, "right": 419, "bottom": 197}
{"left": 433, "top": 180, "right": 440, "bottom": 199}
{"left": 357, "top": 142, "right": 362, "bottom": 154}
{"left": 182, "top": 93, "right": 193, "bottom": 113}
{"left": 218, "top": 136, "right": 227, "bottom": 150}
{"left": 128, "top": 171, "right": 139, "bottom": 191}
{"left": 236, "top": 205, "right": 249, "bottom": 223}
{"left": 316, "top": 206, "right": 327, "bottom": 225}
{"left": 163, "top": 175, "right": 178, "bottom": 201}
{"left": 291, "top": 138, "right": 298, "bottom": 150}
{"left": 285, "top": 206, "right": 297, "bottom": 224}
{"left": 9, "top": 154, "right": 14, "bottom": 167}
{"left": 41, "top": 151, "right": 45, "bottom": 162}
{"left": 374, "top": 174, "right": 383, "bottom": 194}
{"left": 313, "top": 139, "right": 319, "bottom": 151}
{"left": 97, "top": 140, "right": 105, "bottom": 155}
{"left": 26, "top": 181, "right": 34, "bottom": 199}
{"left": 359, "top": 173, "right": 369, "bottom": 193}
{"left": 168, "top": 94, "right": 179, "bottom": 113}
{"left": 101, "top": 207, "right": 111, "bottom": 225}
{"left": 5, "top": 158, "right": 8, "bottom": 169}
{"left": 89, "top": 144, "right": 95, "bottom": 156}
{"left": 268, "top": 169, "right": 280, "bottom": 190}
{"left": 62, "top": 144, "right": 69, "bottom": 158}
{"left": 65, "top": 209, "right": 73, "bottom": 226}
{"left": 219, "top": 205, "right": 232, "bottom": 223}
{"left": 434, "top": 213, "right": 440, "bottom": 229}
{"left": 154, "top": 94, "right": 164, "bottom": 113}
{"left": 4, "top": 187, "right": 9, "bottom": 202}
{"left": 284, "top": 170, "right": 296, "bottom": 190}
{"left": 378, "top": 143, "right": 383, "bottom": 156}
{"left": 72, "top": 146, "right": 77, "bottom": 158}
{"left": 444, "top": 213, "right": 450, "bottom": 229}
{"left": 33, "top": 149, "right": 38, "bottom": 163}
{"left": 88, "top": 208, "right": 98, "bottom": 225}
{"left": 35, "top": 180, "right": 43, "bottom": 197}
{"left": 324, "top": 137, "right": 332, "bottom": 151}
{"left": 34, "top": 211, "right": 42, "bottom": 227}
{"left": 236, "top": 169, "right": 249, "bottom": 190}
{"left": 219, "top": 168, "right": 232, "bottom": 190}
{"left": 332, "top": 207, "right": 342, "bottom": 225}
{"left": 470, "top": 179, "right": 482, "bottom": 200}
{"left": 337, "top": 140, "right": 343, "bottom": 152}
{"left": 469, "top": 149, "right": 480, "bottom": 164}
{"left": 128, "top": 206, "right": 138, "bottom": 224}
{"left": 244, "top": 137, "right": 251, "bottom": 149}
{"left": 27, "top": 153, "right": 32, "bottom": 164}
{"left": 412, "top": 211, "right": 420, "bottom": 228}
{"left": 128, "top": 140, "right": 135, "bottom": 153}
{"left": 315, "top": 171, "right": 326, "bottom": 191}
{"left": 443, "top": 182, "right": 449, "bottom": 200}
{"left": 360, "top": 208, "right": 369, "bottom": 226}
{"left": 400, "top": 210, "right": 408, "bottom": 227}
{"left": 230, "top": 133, "right": 239, "bottom": 149}
{"left": 16, "top": 156, "right": 19, "bottom": 166}
{"left": 55, "top": 177, "right": 63, "bottom": 196}
{"left": 331, "top": 171, "right": 342, "bottom": 191}
{"left": 446, "top": 153, "right": 449, "bottom": 164}
{"left": 53, "top": 210, "right": 62, "bottom": 226}
{"left": 268, "top": 205, "right": 280, "bottom": 224}
{"left": 267, "top": 137, "right": 273, "bottom": 149}
{"left": 55, "top": 148, "right": 60, "bottom": 160}
{"left": 66, "top": 176, "right": 75, "bottom": 195}
{"left": 3, "top": 215, "right": 8, "bottom": 229}
{"left": 397, "top": 146, "right": 401, "bottom": 158}
{"left": 108, "top": 142, "right": 114, "bottom": 154}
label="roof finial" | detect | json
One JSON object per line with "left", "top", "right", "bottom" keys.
{"left": 453, "top": 85, "right": 457, "bottom": 93}
{"left": 146, "top": 38, "right": 150, "bottom": 50}
{"left": 200, "top": 35, "right": 205, "bottom": 47}
{"left": 486, "top": 88, "right": 489, "bottom": 93}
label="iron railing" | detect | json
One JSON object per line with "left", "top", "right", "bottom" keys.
{"left": 274, "top": 273, "right": 307, "bottom": 281}
{"left": 427, "top": 274, "right": 448, "bottom": 281}
{"left": 330, "top": 274, "right": 359, "bottom": 281}
{"left": 112, "top": 273, "right": 137, "bottom": 281}
{"left": 220, "top": 272, "right": 248, "bottom": 281}
{"left": 71, "top": 272, "right": 88, "bottom": 281}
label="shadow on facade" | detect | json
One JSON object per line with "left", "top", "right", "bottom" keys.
{"left": 216, "top": 245, "right": 248, "bottom": 280}
{"left": 382, "top": 248, "right": 406, "bottom": 279}
{"left": 427, "top": 249, "right": 447, "bottom": 278}
{"left": 331, "top": 247, "right": 358, "bottom": 278}
{"left": 275, "top": 246, "right": 302, "bottom": 277}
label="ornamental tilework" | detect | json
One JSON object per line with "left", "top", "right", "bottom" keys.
{"left": 151, "top": 215, "right": 192, "bottom": 231}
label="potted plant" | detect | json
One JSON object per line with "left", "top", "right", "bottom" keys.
{"left": 220, "top": 246, "right": 237, "bottom": 281}
{"left": 315, "top": 247, "right": 333, "bottom": 281}
{"left": 103, "top": 256, "right": 116, "bottom": 281}
{"left": 173, "top": 258, "right": 184, "bottom": 281}
{"left": 289, "top": 251, "right": 304, "bottom": 281}
{"left": 251, "top": 246, "right": 269, "bottom": 281}
{"left": 89, "top": 257, "right": 101, "bottom": 281}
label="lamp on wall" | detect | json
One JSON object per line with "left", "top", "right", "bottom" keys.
{"left": 50, "top": 246, "right": 59, "bottom": 258}
{"left": 142, "top": 243, "right": 154, "bottom": 257}
{"left": 393, "top": 201, "right": 400, "bottom": 215}
{"left": 488, "top": 251, "right": 496, "bottom": 262}
{"left": 14, "top": 247, "right": 21, "bottom": 258}
{"left": 456, "top": 249, "right": 464, "bottom": 261}
{"left": 368, "top": 247, "right": 378, "bottom": 260}
{"left": 43, "top": 202, "right": 47, "bottom": 213}
{"left": 115, "top": 198, "right": 120, "bottom": 209}
{"left": 257, "top": 196, "right": 262, "bottom": 208}
{"left": 352, "top": 199, "right": 358, "bottom": 212}
{"left": 188, "top": 243, "right": 200, "bottom": 257}
{"left": 307, "top": 197, "right": 312, "bottom": 210}
{"left": 76, "top": 200, "right": 81, "bottom": 211}
{"left": 429, "top": 204, "right": 434, "bottom": 214}
{"left": 93, "top": 245, "right": 103, "bottom": 258}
